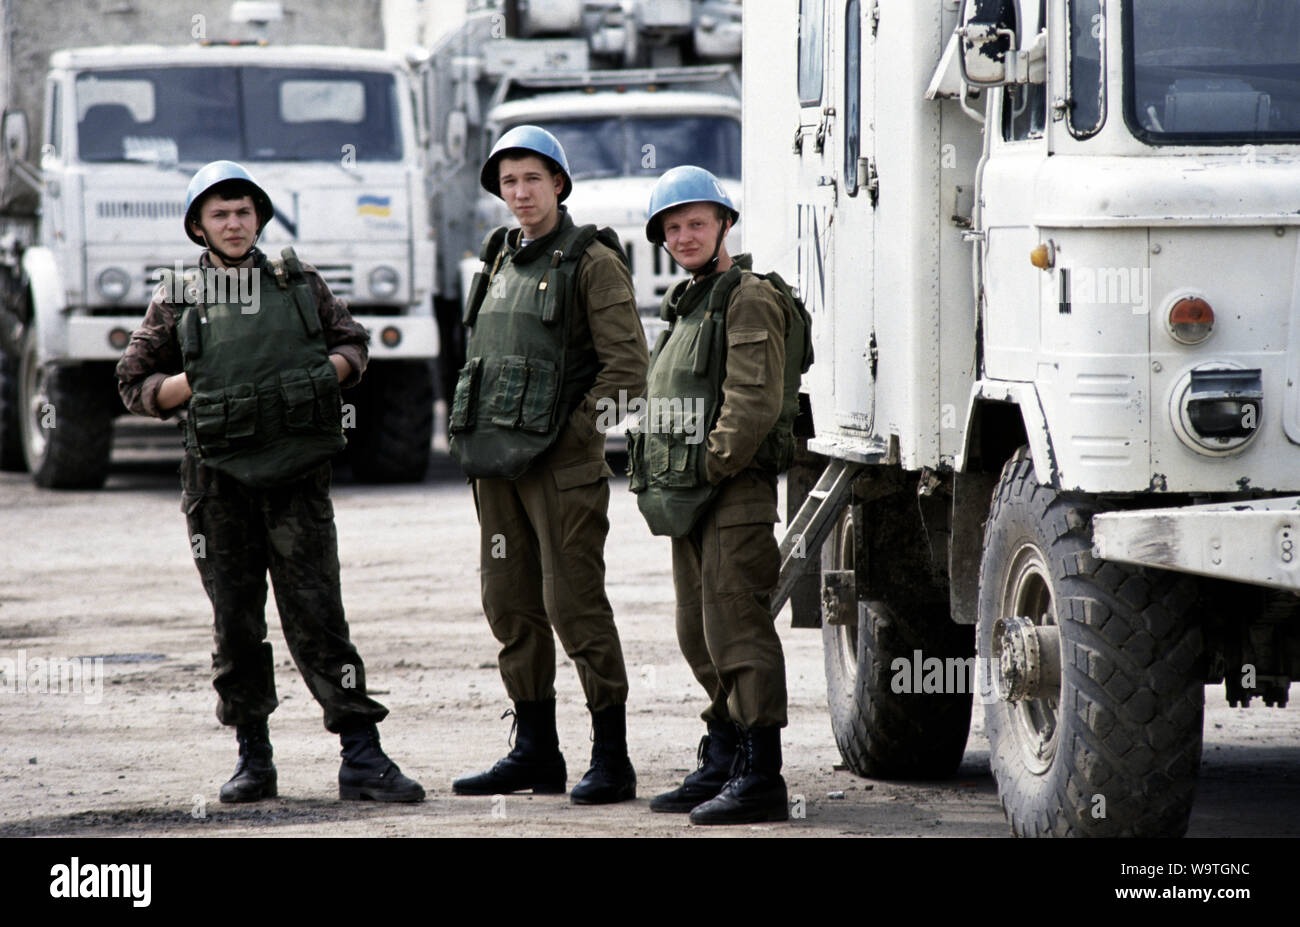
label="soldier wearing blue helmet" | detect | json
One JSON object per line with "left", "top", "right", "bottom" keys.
{"left": 449, "top": 125, "right": 649, "bottom": 804}
{"left": 630, "top": 165, "right": 812, "bottom": 825}
{"left": 116, "top": 161, "right": 424, "bottom": 805}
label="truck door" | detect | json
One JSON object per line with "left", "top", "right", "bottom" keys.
{"left": 38, "top": 78, "right": 73, "bottom": 269}
{"left": 977, "top": 0, "right": 1048, "bottom": 382}
{"left": 796, "top": 0, "right": 876, "bottom": 434}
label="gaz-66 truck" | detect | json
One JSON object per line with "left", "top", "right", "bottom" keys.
{"left": 0, "top": 0, "right": 436, "bottom": 487}
{"left": 748, "top": 0, "right": 1300, "bottom": 835}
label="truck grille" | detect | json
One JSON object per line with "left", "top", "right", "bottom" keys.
{"left": 97, "top": 201, "right": 184, "bottom": 220}
{"left": 622, "top": 237, "right": 679, "bottom": 310}
{"left": 136, "top": 262, "right": 356, "bottom": 299}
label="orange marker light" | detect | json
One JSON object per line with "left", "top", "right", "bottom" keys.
{"left": 1169, "top": 296, "right": 1214, "bottom": 344}
{"left": 380, "top": 326, "right": 402, "bottom": 348}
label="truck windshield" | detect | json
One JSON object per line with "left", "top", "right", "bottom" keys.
{"left": 75, "top": 67, "right": 402, "bottom": 163}
{"left": 513, "top": 115, "right": 741, "bottom": 180}
{"left": 1124, "top": 0, "right": 1300, "bottom": 143}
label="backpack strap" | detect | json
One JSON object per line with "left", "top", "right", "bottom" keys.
{"left": 463, "top": 226, "right": 509, "bottom": 327}
{"left": 277, "top": 246, "right": 321, "bottom": 337}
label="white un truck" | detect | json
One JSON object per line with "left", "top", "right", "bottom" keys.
{"left": 748, "top": 0, "right": 1300, "bottom": 836}
{"left": 0, "top": 0, "right": 435, "bottom": 487}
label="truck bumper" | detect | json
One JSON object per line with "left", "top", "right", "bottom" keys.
{"left": 1092, "top": 497, "right": 1300, "bottom": 591}
{"left": 351, "top": 315, "right": 438, "bottom": 360}
{"left": 66, "top": 315, "right": 439, "bottom": 362}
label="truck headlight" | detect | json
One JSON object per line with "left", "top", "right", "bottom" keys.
{"left": 1169, "top": 364, "right": 1263, "bottom": 456}
{"left": 369, "top": 266, "right": 400, "bottom": 299}
{"left": 97, "top": 267, "right": 131, "bottom": 302}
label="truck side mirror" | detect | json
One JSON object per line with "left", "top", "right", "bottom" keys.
{"left": 3, "top": 109, "right": 29, "bottom": 162}
{"left": 958, "top": 0, "right": 1047, "bottom": 88}
{"left": 958, "top": 0, "right": 1016, "bottom": 86}
{"left": 445, "top": 110, "right": 468, "bottom": 166}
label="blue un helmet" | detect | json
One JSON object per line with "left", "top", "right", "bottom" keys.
{"left": 183, "top": 160, "right": 275, "bottom": 246}
{"left": 645, "top": 165, "right": 738, "bottom": 245}
{"left": 480, "top": 124, "right": 573, "bottom": 202}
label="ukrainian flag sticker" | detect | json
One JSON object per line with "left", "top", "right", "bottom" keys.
{"left": 357, "top": 194, "right": 392, "bottom": 217}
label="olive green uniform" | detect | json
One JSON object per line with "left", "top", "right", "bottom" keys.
{"left": 458, "top": 211, "right": 649, "bottom": 711}
{"left": 656, "top": 270, "right": 791, "bottom": 728}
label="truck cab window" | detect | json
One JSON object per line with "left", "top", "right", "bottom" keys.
{"left": 46, "top": 83, "right": 61, "bottom": 158}
{"left": 1125, "top": 0, "right": 1300, "bottom": 143}
{"left": 1067, "top": 0, "right": 1105, "bottom": 137}
{"left": 799, "top": 0, "right": 826, "bottom": 106}
{"left": 1001, "top": 0, "right": 1046, "bottom": 141}
{"left": 844, "top": 0, "right": 861, "bottom": 194}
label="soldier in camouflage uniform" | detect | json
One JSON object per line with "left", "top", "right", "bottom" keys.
{"left": 116, "top": 161, "right": 423, "bottom": 803}
{"left": 631, "top": 166, "right": 808, "bottom": 825}
{"left": 448, "top": 126, "right": 649, "bottom": 804}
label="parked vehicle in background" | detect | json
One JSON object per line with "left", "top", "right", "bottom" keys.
{"left": 0, "top": 0, "right": 435, "bottom": 487}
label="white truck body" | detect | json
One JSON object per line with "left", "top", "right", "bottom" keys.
{"left": 749, "top": 0, "right": 1300, "bottom": 836}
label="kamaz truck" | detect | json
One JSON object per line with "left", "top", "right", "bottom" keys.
{"left": 0, "top": 0, "right": 436, "bottom": 487}
{"left": 747, "top": 0, "right": 1300, "bottom": 836}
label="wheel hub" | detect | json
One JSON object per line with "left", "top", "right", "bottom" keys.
{"left": 992, "top": 615, "right": 1061, "bottom": 702}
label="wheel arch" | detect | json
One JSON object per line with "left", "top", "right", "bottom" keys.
{"left": 20, "top": 246, "right": 68, "bottom": 362}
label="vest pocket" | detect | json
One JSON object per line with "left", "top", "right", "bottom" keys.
{"left": 488, "top": 355, "right": 558, "bottom": 433}
{"left": 225, "top": 383, "right": 258, "bottom": 440}
{"left": 519, "top": 358, "right": 558, "bottom": 433}
{"left": 627, "top": 430, "right": 647, "bottom": 493}
{"left": 309, "top": 360, "right": 342, "bottom": 431}
{"left": 188, "top": 391, "right": 229, "bottom": 451}
{"left": 280, "top": 368, "right": 318, "bottom": 432}
{"left": 449, "top": 356, "right": 483, "bottom": 433}
{"left": 646, "top": 431, "right": 698, "bottom": 487}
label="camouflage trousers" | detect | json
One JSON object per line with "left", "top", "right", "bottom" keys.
{"left": 671, "top": 469, "right": 788, "bottom": 728}
{"left": 181, "top": 455, "right": 388, "bottom": 733}
{"left": 474, "top": 467, "right": 629, "bottom": 711}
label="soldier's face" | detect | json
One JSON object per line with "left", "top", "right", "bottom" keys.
{"left": 662, "top": 203, "right": 729, "bottom": 273}
{"left": 192, "top": 195, "right": 259, "bottom": 263}
{"left": 498, "top": 155, "right": 564, "bottom": 234}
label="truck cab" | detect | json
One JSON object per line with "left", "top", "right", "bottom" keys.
{"left": 12, "top": 42, "right": 436, "bottom": 487}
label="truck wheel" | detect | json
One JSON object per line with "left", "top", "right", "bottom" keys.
{"left": 823, "top": 505, "right": 974, "bottom": 779}
{"left": 978, "top": 447, "right": 1203, "bottom": 836}
{"left": 346, "top": 359, "right": 433, "bottom": 483}
{"left": 18, "top": 331, "right": 113, "bottom": 488}
{"left": 0, "top": 346, "right": 25, "bottom": 471}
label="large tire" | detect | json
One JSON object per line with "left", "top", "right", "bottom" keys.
{"left": 346, "top": 359, "right": 434, "bottom": 483}
{"left": 978, "top": 447, "right": 1204, "bottom": 837}
{"left": 0, "top": 345, "right": 25, "bottom": 471}
{"left": 18, "top": 330, "right": 113, "bottom": 489}
{"left": 823, "top": 501, "right": 974, "bottom": 779}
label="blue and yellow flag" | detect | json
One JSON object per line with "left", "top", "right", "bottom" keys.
{"left": 357, "top": 194, "right": 392, "bottom": 217}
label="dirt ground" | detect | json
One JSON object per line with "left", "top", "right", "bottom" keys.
{"left": 0, "top": 418, "right": 1297, "bottom": 838}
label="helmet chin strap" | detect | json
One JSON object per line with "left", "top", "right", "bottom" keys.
{"left": 691, "top": 223, "right": 729, "bottom": 280}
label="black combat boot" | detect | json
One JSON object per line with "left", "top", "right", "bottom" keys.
{"left": 649, "top": 721, "right": 739, "bottom": 813}
{"left": 570, "top": 704, "right": 636, "bottom": 805}
{"left": 688, "top": 725, "right": 789, "bottom": 825}
{"left": 220, "top": 719, "right": 277, "bottom": 803}
{"left": 338, "top": 723, "right": 425, "bottom": 802}
{"left": 452, "top": 699, "right": 566, "bottom": 795}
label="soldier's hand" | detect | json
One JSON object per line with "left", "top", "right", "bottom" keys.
{"left": 157, "top": 372, "right": 193, "bottom": 411}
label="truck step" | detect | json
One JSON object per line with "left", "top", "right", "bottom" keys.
{"left": 772, "top": 458, "right": 864, "bottom": 617}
